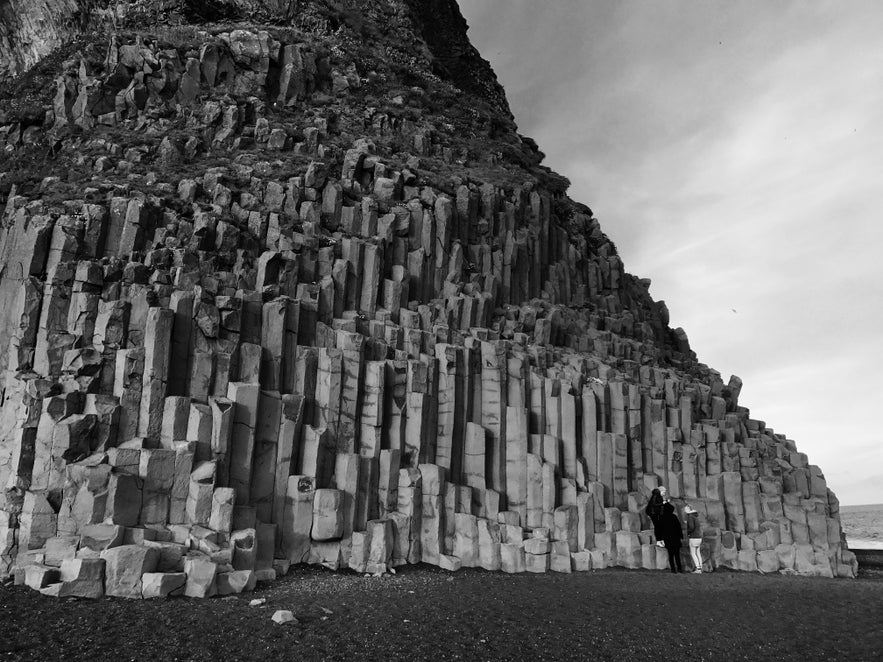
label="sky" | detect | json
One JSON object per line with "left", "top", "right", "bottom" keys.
{"left": 458, "top": 0, "right": 883, "bottom": 506}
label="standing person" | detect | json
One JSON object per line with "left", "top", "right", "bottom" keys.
{"left": 684, "top": 505, "right": 703, "bottom": 573}
{"left": 661, "top": 498, "right": 684, "bottom": 573}
{"left": 645, "top": 487, "right": 665, "bottom": 547}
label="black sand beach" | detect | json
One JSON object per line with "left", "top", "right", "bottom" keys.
{"left": 2, "top": 565, "right": 881, "bottom": 662}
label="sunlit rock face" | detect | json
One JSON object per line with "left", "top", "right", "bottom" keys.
{"left": 0, "top": 0, "right": 857, "bottom": 596}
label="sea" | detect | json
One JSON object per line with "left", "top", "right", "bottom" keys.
{"left": 840, "top": 503, "right": 883, "bottom": 550}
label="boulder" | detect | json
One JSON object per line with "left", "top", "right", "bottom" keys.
{"left": 438, "top": 554, "right": 462, "bottom": 572}
{"left": 307, "top": 541, "right": 340, "bottom": 570}
{"left": 142, "top": 572, "right": 187, "bottom": 598}
{"left": 184, "top": 555, "right": 218, "bottom": 598}
{"left": 101, "top": 545, "right": 160, "bottom": 598}
{"left": 44, "top": 558, "right": 105, "bottom": 598}
{"left": 271, "top": 610, "right": 297, "bottom": 624}
{"left": 44, "top": 536, "right": 78, "bottom": 567}
{"left": 216, "top": 570, "right": 256, "bottom": 595}
{"left": 142, "top": 540, "right": 188, "bottom": 572}
{"left": 571, "top": 550, "right": 592, "bottom": 572}
{"left": 304, "top": 161, "right": 327, "bottom": 189}
{"left": 757, "top": 549, "right": 779, "bottom": 574}
{"left": 24, "top": 564, "right": 59, "bottom": 590}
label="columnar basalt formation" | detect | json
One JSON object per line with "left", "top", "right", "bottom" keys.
{"left": 0, "top": 1, "right": 857, "bottom": 598}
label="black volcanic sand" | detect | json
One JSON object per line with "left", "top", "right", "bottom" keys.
{"left": 2, "top": 566, "right": 882, "bottom": 662}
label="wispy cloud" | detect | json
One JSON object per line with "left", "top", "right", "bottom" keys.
{"left": 460, "top": 0, "right": 883, "bottom": 505}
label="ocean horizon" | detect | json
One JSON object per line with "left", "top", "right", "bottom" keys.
{"left": 840, "top": 503, "right": 883, "bottom": 550}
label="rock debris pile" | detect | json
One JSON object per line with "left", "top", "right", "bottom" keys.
{"left": 0, "top": 2, "right": 857, "bottom": 600}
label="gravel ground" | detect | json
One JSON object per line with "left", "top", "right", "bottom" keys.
{"left": 2, "top": 565, "right": 882, "bottom": 662}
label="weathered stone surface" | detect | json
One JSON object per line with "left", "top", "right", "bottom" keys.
{"left": 142, "top": 572, "right": 187, "bottom": 598}
{"left": 105, "top": 471, "right": 142, "bottom": 527}
{"left": 227, "top": 382, "right": 260, "bottom": 506}
{"left": 231, "top": 528, "right": 257, "bottom": 571}
{"left": 138, "top": 308, "right": 174, "bottom": 443}
{"left": 43, "top": 535, "right": 77, "bottom": 567}
{"left": 281, "top": 475, "right": 314, "bottom": 563}
{"left": 101, "top": 545, "right": 159, "bottom": 599}
{"left": 139, "top": 449, "right": 176, "bottom": 525}
{"left": 19, "top": 492, "right": 57, "bottom": 552}
{"left": 552, "top": 505, "right": 579, "bottom": 553}
{"left": 250, "top": 390, "right": 282, "bottom": 522}
{"left": 501, "top": 543, "right": 526, "bottom": 574}
{"left": 79, "top": 524, "right": 125, "bottom": 552}
{"left": 438, "top": 554, "right": 462, "bottom": 572}
{"left": 217, "top": 570, "right": 256, "bottom": 595}
{"left": 550, "top": 540, "right": 572, "bottom": 573}
{"left": 186, "top": 461, "right": 216, "bottom": 527}
{"left": 209, "top": 487, "right": 235, "bottom": 534}
{"left": 615, "top": 531, "right": 642, "bottom": 569}
{"left": 308, "top": 540, "right": 341, "bottom": 570}
{"left": 45, "top": 558, "right": 105, "bottom": 598}
{"left": 184, "top": 555, "right": 218, "bottom": 598}
{"left": 365, "top": 519, "right": 394, "bottom": 574}
{"left": 525, "top": 551, "right": 550, "bottom": 573}
{"left": 271, "top": 610, "right": 297, "bottom": 624}
{"left": 311, "top": 489, "right": 344, "bottom": 541}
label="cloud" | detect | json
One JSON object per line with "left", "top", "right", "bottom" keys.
{"left": 459, "top": 1, "right": 883, "bottom": 505}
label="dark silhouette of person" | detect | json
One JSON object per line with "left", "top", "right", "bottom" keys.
{"left": 645, "top": 487, "right": 665, "bottom": 545}
{"left": 661, "top": 500, "right": 684, "bottom": 573}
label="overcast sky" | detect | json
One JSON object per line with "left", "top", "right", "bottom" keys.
{"left": 459, "top": 0, "right": 882, "bottom": 506}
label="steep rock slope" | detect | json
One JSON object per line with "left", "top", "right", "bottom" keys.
{"left": 0, "top": 0, "right": 856, "bottom": 598}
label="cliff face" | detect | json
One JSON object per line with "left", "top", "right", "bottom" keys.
{"left": 0, "top": 1, "right": 856, "bottom": 595}
{"left": 403, "top": 0, "right": 511, "bottom": 118}
{"left": 0, "top": 0, "right": 83, "bottom": 78}
{"left": 1, "top": 0, "right": 510, "bottom": 117}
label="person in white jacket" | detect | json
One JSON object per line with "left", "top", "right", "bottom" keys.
{"left": 684, "top": 504, "right": 703, "bottom": 573}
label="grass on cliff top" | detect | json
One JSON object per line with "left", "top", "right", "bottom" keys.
{"left": 0, "top": 7, "right": 568, "bottom": 210}
{"left": 0, "top": 38, "right": 105, "bottom": 125}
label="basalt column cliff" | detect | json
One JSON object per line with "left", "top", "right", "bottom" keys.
{"left": 0, "top": 0, "right": 857, "bottom": 598}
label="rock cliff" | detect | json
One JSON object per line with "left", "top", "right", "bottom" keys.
{"left": 0, "top": 0, "right": 856, "bottom": 598}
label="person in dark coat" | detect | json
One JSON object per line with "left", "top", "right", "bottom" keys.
{"left": 661, "top": 499, "right": 684, "bottom": 573}
{"left": 645, "top": 487, "right": 665, "bottom": 546}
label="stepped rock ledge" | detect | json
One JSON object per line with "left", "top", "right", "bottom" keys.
{"left": 0, "top": 0, "right": 857, "bottom": 599}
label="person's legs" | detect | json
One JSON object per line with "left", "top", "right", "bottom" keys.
{"left": 651, "top": 516, "right": 661, "bottom": 542}
{"left": 689, "top": 539, "right": 702, "bottom": 572}
{"left": 667, "top": 546, "right": 678, "bottom": 573}
{"left": 673, "top": 545, "right": 683, "bottom": 573}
